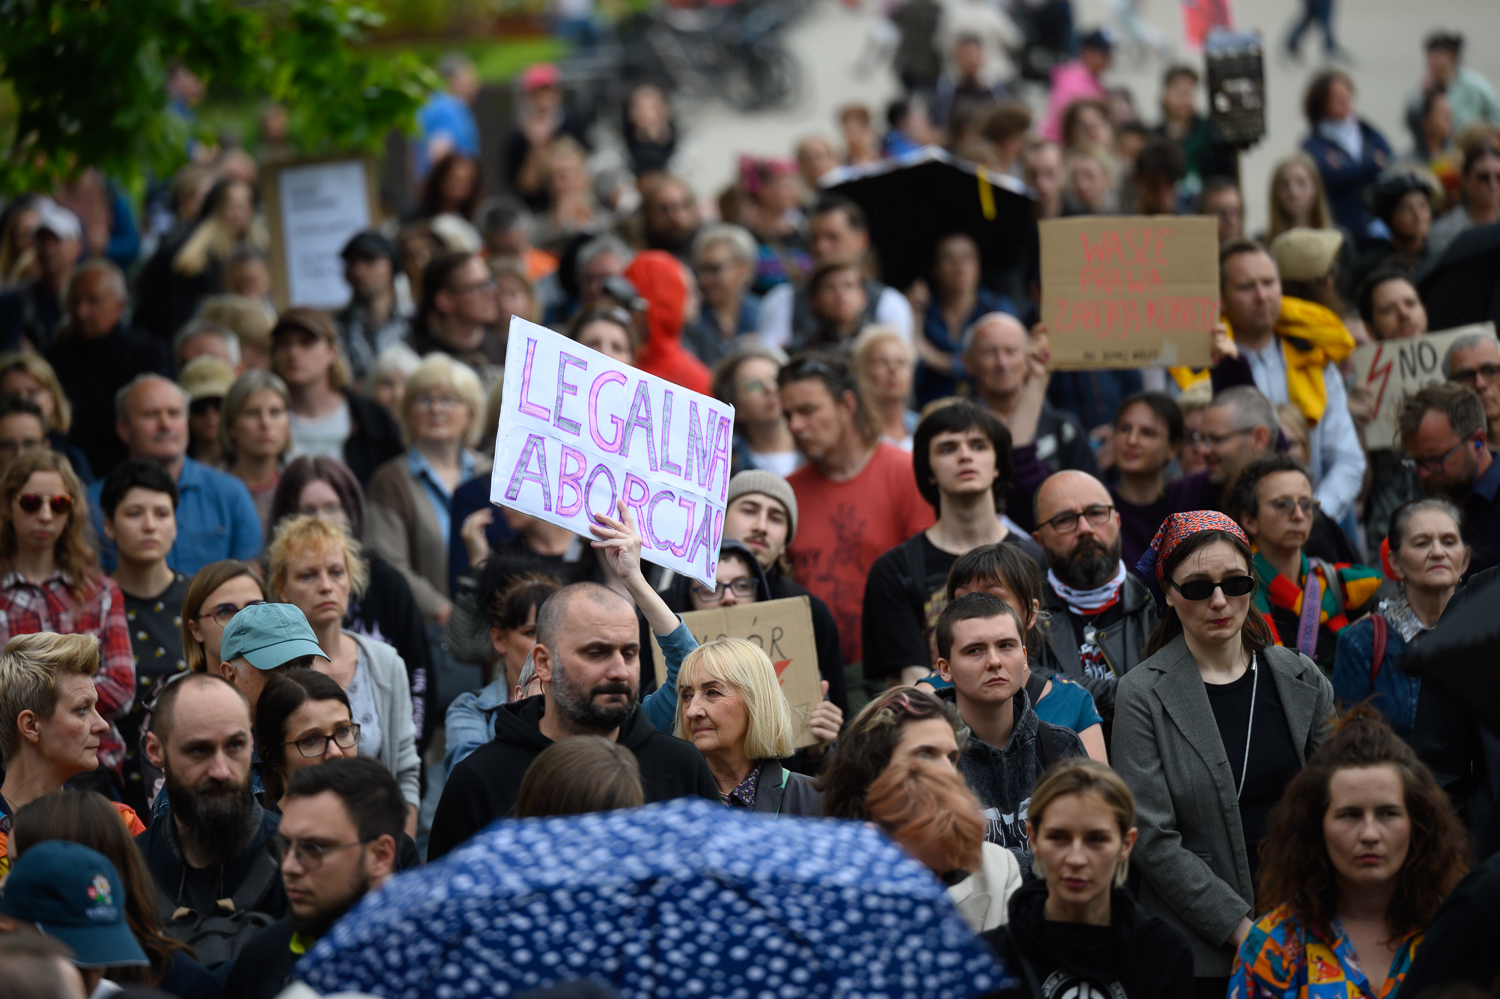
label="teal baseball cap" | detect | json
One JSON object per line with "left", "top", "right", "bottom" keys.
{"left": 1, "top": 841, "right": 149, "bottom": 968}
{"left": 220, "top": 602, "right": 330, "bottom": 671}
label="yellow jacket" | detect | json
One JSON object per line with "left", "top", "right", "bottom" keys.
{"left": 1170, "top": 297, "right": 1355, "bottom": 426}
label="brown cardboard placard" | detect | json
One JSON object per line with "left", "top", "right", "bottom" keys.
{"left": 650, "top": 596, "right": 823, "bottom": 749}
{"left": 1351, "top": 322, "right": 1498, "bottom": 449}
{"left": 1040, "top": 215, "right": 1218, "bottom": 370}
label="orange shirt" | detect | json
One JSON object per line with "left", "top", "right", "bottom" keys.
{"left": 787, "top": 444, "right": 936, "bottom": 665}
{"left": 0, "top": 799, "right": 144, "bottom": 878}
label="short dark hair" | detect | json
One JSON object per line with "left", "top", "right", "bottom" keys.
{"left": 1197, "top": 175, "right": 1241, "bottom": 211}
{"left": 1398, "top": 381, "right": 1487, "bottom": 441}
{"left": 1162, "top": 64, "right": 1199, "bottom": 87}
{"left": 418, "top": 250, "right": 481, "bottom": 326}
{"left": 285, "top": 756, "right": 407, "bottom": 845}
{"left": 269, "top": 455, "right": 366, "bottom": 539}
{"left": 935, "top": 591, "right": 1026, "bottom": 661}
{"left": 811, "top": 195, "right": 868, "bottom": 233}
{"left": 912, "top": 401, "right": 1013, "bottom": 512}
{"left": 99, "top": 458, "right": 180, "bottom": 521}
{"left": 943, "top": 542, "right": 1045, "bottom": 655}
{"left": 1225, "top": 453, "right": 1311, "bottom": 524}
{"left": 1219, "top": 238, "right": 1271, "bottom": 287}
{"left": 778, "top": 353, "right": 878, "bottom": 445}
{"left": 1134, "top": 137, "right": 1186, "bottom": 183}
{"left": 480, "top": 564, "right": 562, "bottom": 633}
{"left": 1303, "top": 70, "right": 1354, "bottom": 127}
{"left": 1424, "top": 30, "right": 1462, "bottom": 55}
{"left": 255, "top": 668, "right": 352, "bottom": 802}
{"left": 1112, "top": 390, "right": 1185, "bottom": 445}
{"left": 1355, "top": 265, "right": 1417, "bottom": 328}
{"left": 534, "top": 582, "right": 631, "bottom": 651}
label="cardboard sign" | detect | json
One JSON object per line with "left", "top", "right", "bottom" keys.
{"left": 492, "top": 317, "right": 735, "bottom": 588}
{"left": 650, "top": 597, "right": 824, "bottom": 749}
{"left": 1351, "top": 323, "right": 1499, "bottom": 449}
{"left": 1040, "top": 216, "right": 1218, "bottom": 370}
{"left": 261, "top": 155, "right": 380, "bottom": 311}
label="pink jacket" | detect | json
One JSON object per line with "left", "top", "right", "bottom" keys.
{"left": 1041, "top": 61, "right": 1106, "bottom": 142}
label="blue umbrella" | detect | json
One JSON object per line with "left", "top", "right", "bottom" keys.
{"left": 298, "top": 797, "right": 1011, "bottom": 999}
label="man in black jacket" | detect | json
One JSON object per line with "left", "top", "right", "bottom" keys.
{"left": 137, "top": 675, "right": 286, "bottom": 927}
{"left": 225, "top": 758, "right": 404, "bottom": 999}
{"left": 428, "top": 582, "right": 717, "bottom": 859}
{"left": 1031, "top": 471, "right": 1154, "bottom": 726}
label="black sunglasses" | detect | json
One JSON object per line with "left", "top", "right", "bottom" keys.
{"left": 1169, "top": 575, "right": 1257, "bottom": 601}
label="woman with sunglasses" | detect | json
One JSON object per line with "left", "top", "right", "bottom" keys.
{"left": 1226, "top": 455, "right": 1382, "bottom": 669}
{"left": 0, "top": 450, "right": 135, "bottom": 794}
{"left": 1113, "top": 510, "right": 1335, "bottom": 995}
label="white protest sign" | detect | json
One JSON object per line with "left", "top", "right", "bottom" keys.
{"left": 266, "top": 158, "right": 375, "bottom": 309}
{"left": 491, "top": 317, "right": 735, "bottom": 587}
{"left": 1351, "top": 323, "right": 1498, "bottom": 449}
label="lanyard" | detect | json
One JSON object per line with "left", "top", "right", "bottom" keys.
{"left": 1237, "top": 653, "right": 1258, "bottom": 801}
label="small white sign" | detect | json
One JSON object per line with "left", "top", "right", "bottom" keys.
{"left": 1351, "top": 323, "right": 1498, "bottom": 449}
{"left": 276, "top": 160, "right": 371, "bottom": 309}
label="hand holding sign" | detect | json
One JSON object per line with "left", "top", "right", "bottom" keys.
{"left": 805, "top": 680, "right": 843, "bottom": 756}
{"left": 492, "top": 317, "right": 735, "bottom": 587}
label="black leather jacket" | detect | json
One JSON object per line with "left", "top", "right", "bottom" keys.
{"left": 1034, "top": 572, "right": 1155, "bottom": 724}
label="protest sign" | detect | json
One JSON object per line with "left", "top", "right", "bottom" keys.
{"left": 492, "top": 317, "right": 735, "bottom": 588}
{"left": 650, "top": 596, "right": 824, "bottom": 749}
{"left": 1351, "top": 323, "right": 1498, "bottom": 449}
{"left": 1040, "top": 216, "right": 1218, "bottom": 370}
{"left": 261, "top": 155, "right": 379, "bottom": 311}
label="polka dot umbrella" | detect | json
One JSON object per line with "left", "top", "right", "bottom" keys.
{"left": 296, "top": 796, "right": 1011, "bottom": 999}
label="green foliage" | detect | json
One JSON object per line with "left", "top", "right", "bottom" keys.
{"left": 0, "top": 0, "right": 439, "bottom": 193}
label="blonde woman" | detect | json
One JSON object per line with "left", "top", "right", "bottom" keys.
{"left": 674, "top": 638, "right": 821, "bottom": 814}
{"left": 982, "top": 759, "right": 1195, "bottom": 998}
{"left": 267, "top": 514, "right": 421, "bottom": 828}
{"left": 0, "top": 451, "right": 134, "bottom": 783}
{"left": 365, "top": 353, "right": 491, "bottom": 625}
{"left": 0, "top": 352, "right": 92, "bottom": 481}
{"left": 218, "top": 369, "right": 291, "bottom": 533}
{"left": 135, "top": 178, "right": 267, "bottom": 342}
{"left": 852, "top": 326, "right": 918, "bottom": 451}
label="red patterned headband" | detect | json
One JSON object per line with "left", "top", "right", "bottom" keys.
{"left": 1137, "top": 510, "right": 1251, "bottom": 590}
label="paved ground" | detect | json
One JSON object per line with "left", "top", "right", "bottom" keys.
{"left": 666, "top": 0, "right": 1500, "bottom": 231}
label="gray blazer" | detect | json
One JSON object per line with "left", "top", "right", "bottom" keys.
{"left": 1111, "top": 635, "right": 1335, "bottom": 977}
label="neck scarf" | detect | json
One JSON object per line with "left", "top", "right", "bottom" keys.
{"left": 1048, "top": 562, "right": 1127, "bottom": 616}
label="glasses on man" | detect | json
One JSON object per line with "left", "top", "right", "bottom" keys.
{"left": 1402, "top": 439, "right": 1470, "bottom": 475}
{"left": 1189, "top": 428, "right": 1254, "bottom": 447}
{"left": 1169, "top": 575, "right": 1257, "bottom": 601}
{"left": 269, "top": 835, "right": 369, "bottom": 871}
{"left": 17, "top": 493, "right": 72, "bottom": 515}
{"left": 691, "top": 578, "right": 758, "bottom": 604}
{"left": 286, "top": 723, "right": 361, "bottom": 758}
{"left": 1267, "top": 496, "right": 1317, "bottom": 517}
{"left": 200, "top": 599, "right": 265, "bottom": 628}
{"left": 0, "top": 437, "right": 44, "bottom": 457}
{"left": 1038, "top": 504, "right": 1114, "bottom": 534}
{"left": 1450, "top": 362, "right": 1500, "bottom": 386}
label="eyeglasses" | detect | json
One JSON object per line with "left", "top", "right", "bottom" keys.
{"left": 449, "top": 277, "right": 497, "bottom": 295}
{"left": 285, "top": 722, "right": 361, "bottom": 758}
{"left": 16, "top": 493, "right": 72, "bottom": 515}
{"left": 1450, "top": 362, "right": 1500, "bottom": 386}
{"left": 1267, "top": 496, "right": 1317, "bottom": 517}
{"left": 1190, "top": 428, "right": 1254, "bottom": 447}
{"left": 691, "top": 577, "right": 758, "bottom": 604}
{"left": 269, "top": 835, "right": 369, "bottom": 871}
{"left": 1169, "top": 575, "right": 1257, "bottom": 601}
{"left": 199, "top": 600, "right": 265, "bottom": 628}
{"left": 739, "top": 378, "right": 772, "bottom": 396}
{"left": 0, "top": 438, "right": 44, "bottom": 457}
{"left": 412, "top": 392, "right": 465, "bottom": 411}
{"left": 1402, "top": 439, "right": 1471, "bottom": 474}
{"left": 1037, "top": 504, "right": 1114, "bottom": 534}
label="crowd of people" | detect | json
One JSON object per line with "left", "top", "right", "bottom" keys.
{"left": 1, "top": 5, "right": 1500, "bottom": 999}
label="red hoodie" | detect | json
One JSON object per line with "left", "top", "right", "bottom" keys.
{"left": 624, "top": 251, "right": 712, "bottom": 396}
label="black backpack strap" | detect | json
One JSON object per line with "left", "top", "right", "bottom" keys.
{"left": 1024, "top": 670, "right": 1049, "bottom": 705}
{"left": 225, "top": 846, "right": 282, "bottom": 914}
{"left": 1034, "top": 720, "right": 1058, "bottom": 769}
{"left": 1002, "top": 925, "right": 1044, "bottom": 999}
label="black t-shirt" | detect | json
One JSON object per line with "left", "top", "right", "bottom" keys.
{"left": 117, "top": 572, "right": 191, "bottom": 817}
{"left": 862, "top": 529, "right": 1044, "bottom": 681}
{"left": 1204, "top": 657, "right": 1300, "bottom": 890}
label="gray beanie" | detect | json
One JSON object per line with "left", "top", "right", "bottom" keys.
{"left": 725, "top": 470, "right": 798, "bottom": 544}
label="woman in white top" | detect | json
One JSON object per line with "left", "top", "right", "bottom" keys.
{"left": 266, "top": 514, "right": 421, "bottom": 834}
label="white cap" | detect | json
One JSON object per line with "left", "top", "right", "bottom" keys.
{"left": 34, "top": 199, "right": 82, "bottom": 242}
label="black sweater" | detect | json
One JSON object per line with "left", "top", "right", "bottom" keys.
{"left": 427, "top": 694, "right": 718, "bottom": 860}
{"left": 984, "top": 879, "right": 1195, "bottom": 999}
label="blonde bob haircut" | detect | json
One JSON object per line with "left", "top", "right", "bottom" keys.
{"left": 674, "top": 638, "right": 795, "bottom": 761}
{"left": 1027, "top": 757, "right": 1138, "bottom": 887}
{"left": 400, "top": 353, "right": 486, "bottom": 448}
{"left": 0, "top": 633, "right": 100, "bottom": 763}
{"left": 266, "top": 514, "right": 370, "bottom": 603}
{"left": 0, "top": 351, "right": 71, "bottom": 433}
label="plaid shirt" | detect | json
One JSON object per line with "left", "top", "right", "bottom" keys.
{"left": 0, "top": 570, "right": 135, "bottom": 774}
